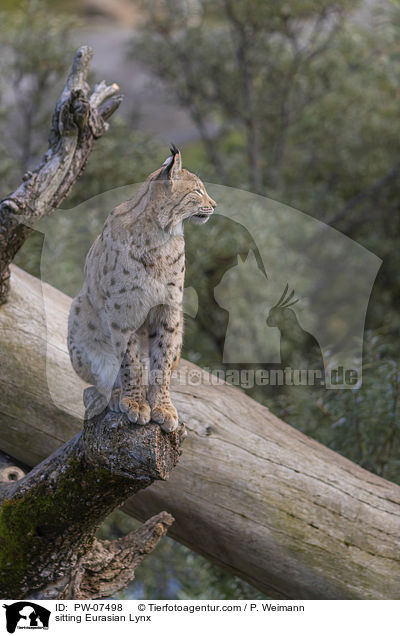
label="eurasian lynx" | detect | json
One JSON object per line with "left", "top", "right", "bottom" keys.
{"left": 68, "top": 146, "right": 216, "bottom": 431}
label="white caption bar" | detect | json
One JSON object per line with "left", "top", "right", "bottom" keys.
{"left": 2, "top": 599, "right": 398, "bottom": 635}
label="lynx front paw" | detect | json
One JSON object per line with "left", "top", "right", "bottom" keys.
{"left": 151, "top": 402, "right": 179, "bottom": 433}
{"left": 119, "top": 396, "right": 151, "bottom": 425}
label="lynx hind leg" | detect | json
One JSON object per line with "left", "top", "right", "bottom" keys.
{"left": 83, "top": 386, "right": 108, "bottom": 419}
{"left": 69, "top": 294, "right": 120, "bottom": 413}
{"left": 119, "top": 334, "right": 151, "bottom": 425}
{"left": 68, "top": 295, "right": 95, "bottom": 384}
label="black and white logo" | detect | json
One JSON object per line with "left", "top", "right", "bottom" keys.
{"left": 3, "top": 602, "right": 50, "bottom": 633}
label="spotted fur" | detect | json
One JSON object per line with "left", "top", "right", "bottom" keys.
{"left": 68, "top": 147, "right": 216, "bottom": 431}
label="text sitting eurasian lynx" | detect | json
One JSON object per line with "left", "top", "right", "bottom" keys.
{"left": 68, "top": 146, "right": 216, "bottom": 432}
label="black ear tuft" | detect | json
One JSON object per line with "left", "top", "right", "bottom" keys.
{"left": 159, "top": 144, "right": 182, "bottom": 180}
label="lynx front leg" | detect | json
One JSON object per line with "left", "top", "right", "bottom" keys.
{"left": 147, "top": 306, "right": 182, "bottom": 432}
{"left": 119, "top": 334, "right": 151, "bottom": 425}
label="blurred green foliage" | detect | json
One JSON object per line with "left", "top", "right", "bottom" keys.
{"left": 132, "top": 0, "right": 400, "bottom": 337}
{"left": 1, "top": 0, "right": 399, "bottom": 599}
{"left": 131, "top": 0, "right": 400, "bottom": 483}
{"left": 0, "top": 1, "right": 77, "bottom": 184}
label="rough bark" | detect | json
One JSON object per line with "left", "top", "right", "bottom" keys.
{"left": 1, "top": 265, "right": 400, "bottom": 600}
{"left": 0, "top": 409, "right": 183, "bottom": 599}
{"left": 62, "top": 512, "right": 174, "bottom": 600}
{"left": 0, "top": 45, "right": 122, "bottom": 304}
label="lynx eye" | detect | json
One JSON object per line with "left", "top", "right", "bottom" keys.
{"left": 194, "top": 188, "right": 204, "bottom": 196}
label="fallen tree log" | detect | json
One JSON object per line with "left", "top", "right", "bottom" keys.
{"left": 0, "top": 265, "right": 399, "bottom": 599}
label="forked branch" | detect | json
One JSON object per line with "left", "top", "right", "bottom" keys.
{"left": 0, "top": 46, "right": 122, "bottom": 304}
{"left": 0, "top": 414, "right": 184, "bottom": 599}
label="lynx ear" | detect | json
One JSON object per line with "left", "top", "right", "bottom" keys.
{"left": 160, "top": 144, "right": 182, "bottom": 180}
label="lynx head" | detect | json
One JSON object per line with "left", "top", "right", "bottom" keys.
{"left": 150, "top": 145, "right": 217, "bottom": 231}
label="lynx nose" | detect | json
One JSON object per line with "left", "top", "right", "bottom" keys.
{"left": 208, "top": 197, "right": 217, "bottom": 209}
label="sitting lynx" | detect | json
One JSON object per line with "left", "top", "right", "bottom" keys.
{"left": 68, "top": 146, "right": 216, "bottom": 431}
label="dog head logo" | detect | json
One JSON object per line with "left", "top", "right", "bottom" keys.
{"left": 3, "top": 602, "right": 50, "bottom": 633}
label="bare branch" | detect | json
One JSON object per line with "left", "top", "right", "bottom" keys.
{"left": 62, "top": 512, "right": 174, "bottom": 600}
{"left": 323, "top": 162, "right": 400, "bottom": 228}
{"left": 0, "top": 46, "right": 122, "bottom": 304}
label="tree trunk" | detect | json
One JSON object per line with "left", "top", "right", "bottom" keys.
{"left": 0, "top": 415, "right": 181, "bottom": 599}
{"left": 1, "top": 265, "right": 399, "bottom": 600}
